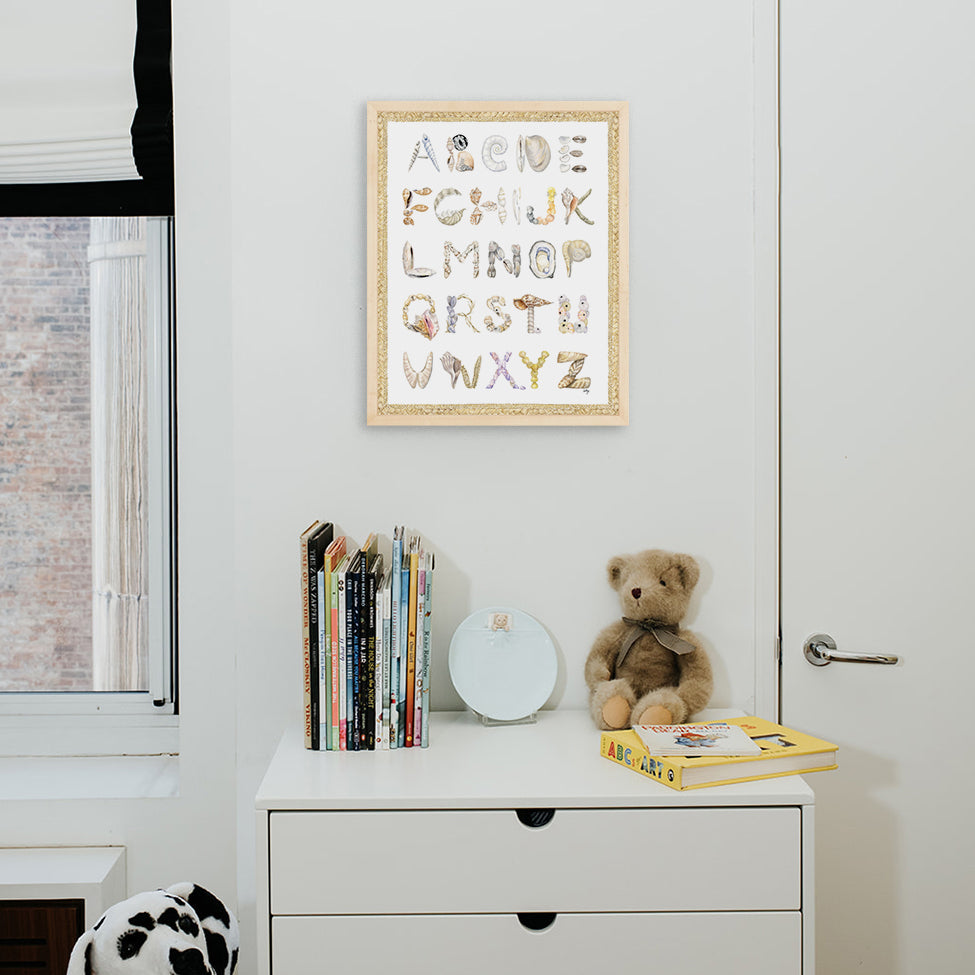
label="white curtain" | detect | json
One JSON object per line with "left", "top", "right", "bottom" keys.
{"left": 89, "top": 217, "right": 149, "bottom": 691}
{"left": 0, "top": 3, "right": 139, "bottom": 183}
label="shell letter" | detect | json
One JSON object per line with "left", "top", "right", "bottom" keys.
{"left": 434, "top": 187, "right": 465, "bottom": 226}
{"left": 557, "top": 350, "right": 591, "bottom": 389}
{"left": 409, "top": 134, "right": 440, "bottom": 172}
{"left": 404, "top": 351, "right": 433, "bottom": 388}
{"left": 524, "top": 135, "right": 552, "bottom": 172}
{"left": 528, "top": 240, "right": 557, "bottom": 279}
{"left": 481, "top": 135, "right": 508, "bottom": 172}
{"left": 483, "top": 295, "right": 512, "bottom": 332}
{"left": 440, "top": 351, "right": 481, "bottom": 388}
{"left": 558, "top": 295, "right": 589, "bottom": 333}
{"left": 562, "top": 239, "right": 591, "bottom": 278}
{"left": 403, "top": 241, "right": 435, "bottom": 278}
{"left": 440, "top": 352, "right": 462, "bottom": 388}
{"left": 402, "top": 295, "right": 439, "bottom": 339}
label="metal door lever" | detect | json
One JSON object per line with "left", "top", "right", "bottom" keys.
{"left": 803, "top": 633, "right": 900, "bottom": 667}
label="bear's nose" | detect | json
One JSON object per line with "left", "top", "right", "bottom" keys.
{"left": 170, "top": 947, "right": 208, "bottom": 975}
{"left": 631, "top": 588, "right": 642, "bottom": 599}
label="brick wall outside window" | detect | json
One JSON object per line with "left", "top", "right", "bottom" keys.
{"left": 0, "top": 217, "right": 93, "bottom": 691}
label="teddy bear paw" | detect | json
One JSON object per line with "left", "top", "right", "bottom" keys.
{"left": 602, "top": 695, "right": 632, "bottom": 729}
{"left": 637, "top": 704, "right": 674, "bottom": 726}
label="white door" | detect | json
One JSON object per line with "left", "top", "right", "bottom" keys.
{"left": 780, "top": 4, "right": 975, "bottom": 973}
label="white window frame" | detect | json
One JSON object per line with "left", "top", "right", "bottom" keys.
{"left": 0, "top": 216, "right": 177, "bottom": 756}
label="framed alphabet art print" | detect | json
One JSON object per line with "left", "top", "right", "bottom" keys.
{"left": 367, "top": 101, "right": 628, "bottom": 426}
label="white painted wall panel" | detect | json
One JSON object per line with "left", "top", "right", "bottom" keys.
{"left": 231, "top": 3, "right": 772, "bottom": 966}
{"left": 0, "top": 6, "right": 771, "bottom": 975}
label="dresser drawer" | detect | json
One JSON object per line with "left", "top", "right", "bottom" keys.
{"left": 273, "top": 912, "right": 801, "bottom": 974}
{"left": 270, "top": 807, "right": 800, "bottom": 914}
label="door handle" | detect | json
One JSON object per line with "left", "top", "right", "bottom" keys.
{"left": 803, "top": 633, "right": 900, "bottom": 667}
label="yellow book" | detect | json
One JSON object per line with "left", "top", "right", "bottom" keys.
{"left": 321, "top": 535, "right": 347, "bottom": 751}
{"left": 600, "top": 716, "right": 838, "bottom": 790}
{"left": 404, "top": 541, "right": 420, "bottom": 746}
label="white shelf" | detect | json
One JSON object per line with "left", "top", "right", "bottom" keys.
{"left": 257, "top": 709, "right": 815, "bottom": 810}
{"left": 0, "top": 847, "right": 125, "bottom": 928}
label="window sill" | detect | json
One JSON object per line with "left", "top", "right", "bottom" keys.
{"left": 0, "top": 714, "right": 179, "bottom": 798}
{"left": 0, "top": 754, "right": 179, "bottom": 800}
{"left": 0, "top": 714, "right": 178, "bottom": 758}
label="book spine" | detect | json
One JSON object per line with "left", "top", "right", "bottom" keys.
{"left": 308, "top": 546, "right": 321, "bottom": 752}
{"left": 420, "top": 555, "right": 433, "bottom": 748}
{"left": 599, "top": 734, "right": 684, "bottom": 790}
{"left": 346, "top": 571, "right": 354, "bottom": 751}
{"left": 389, "top": 530, "right": 402, "bottom": 750}
{"left": 404, "top": 546, "right": 419, "bottom": 747}
{"left": 365, "top": 564, "right": 377, "bottom": 750}
{"left": 336, "top": 572, "right": 349, "bottom": 752}
{"left": 398, "top": 556, "right": 410, "bottom": 747}
{"left": 381, "top": 578, "right": 392, "bottom": 749}
{"left": 349, "top": 570, "right": 361, "bottom": 750}
{"left": 300, "top": 530, "right": 313, "bottom": 750}
{"left": 375, "top": 578, "right": 384, "bottom": 749}
{"left": 318, "top": 566, "right": 328, "bottom": 750}
{"left": 413, "top": 562, "right": 426, "bottom": 743}
{"left": 330, "top": 567, "right": 341, "bottom": 749}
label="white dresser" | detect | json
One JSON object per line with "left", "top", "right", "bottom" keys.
{"left": 256, "top": 710, "right": 815, "bottom": 975}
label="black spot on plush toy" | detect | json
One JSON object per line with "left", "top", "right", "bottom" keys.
{"left": 585, "top": 549, "right": 714, "bottom": 729}
{"left": 66, "top": 883, "right": 239, "bottom": 975}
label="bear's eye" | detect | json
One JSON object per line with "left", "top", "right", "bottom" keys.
{"left": 118, "top": 930, "right": 148, "bottom": 959}
{"left": 659, "top": 579, "right": 667, "bottom": 587}
{"left": 178, "top": 913, "right": 200, "bottom": 938}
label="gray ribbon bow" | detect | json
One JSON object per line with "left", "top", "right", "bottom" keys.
{"left": 613, "top": 618, "right": 697, "bottom": 676}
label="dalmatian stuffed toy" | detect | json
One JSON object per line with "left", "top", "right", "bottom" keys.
{"left": 65, "top": 883, "right": 239, "bottom": 975}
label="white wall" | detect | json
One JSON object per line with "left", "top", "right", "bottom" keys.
{"left": 1, "top": 4, "right": 771, "bottom": 973}
{"left": 229, "top": 1, "right": 771, "bottom": 967}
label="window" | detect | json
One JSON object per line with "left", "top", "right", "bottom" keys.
{"left": 0, "top": 215, "right": 175, "bottom": 727}
{"left": 0, "top": 0, "right": 175, "bottom": 757}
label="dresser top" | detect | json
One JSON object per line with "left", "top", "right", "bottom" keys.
{"left": 256, "top": 710, "right": 816, "bottom": 810}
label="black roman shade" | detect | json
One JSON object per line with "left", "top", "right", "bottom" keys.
{"left": 0, "top": 0, "right": 173, "bottom": 216}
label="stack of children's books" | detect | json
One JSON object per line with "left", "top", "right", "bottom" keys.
{"left": 600, "top": 717, "right": 838, "bottom": 790}
{"left": 300, "top": 522, "right": 434, "bottom": 750}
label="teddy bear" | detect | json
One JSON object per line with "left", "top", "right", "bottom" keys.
{"left": 585, "top": 549, "right": 713, "bottom": 729}
{"left": 66, "top": 882, "right": 238, "bottom": 975}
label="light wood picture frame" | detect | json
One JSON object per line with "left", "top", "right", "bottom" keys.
{"left": 367, "top": 100, "right": 628, "bottom": 426}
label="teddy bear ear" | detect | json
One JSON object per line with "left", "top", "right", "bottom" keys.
{"left": 607, "top": 555, "right": 629, "bottom": 590}
{"left": 673, "top": 553, "right": 700, "bottom": 591}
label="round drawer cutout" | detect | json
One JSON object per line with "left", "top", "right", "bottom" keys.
{"left": 518, "top": 912, "right": 557, "bottom": 931}
{"left": 516, "top": 808, "right": 555, "bottom": 828}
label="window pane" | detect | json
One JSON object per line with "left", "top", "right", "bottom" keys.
{"left": 0, "top": 216, "right": 156, "bottom": 694}
{"left": 0, "top": 217, "right": 94, "bottom": 690}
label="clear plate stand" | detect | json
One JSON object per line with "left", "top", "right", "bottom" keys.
{"left": 473, "top": 709, "right": 538, "bottom": 727}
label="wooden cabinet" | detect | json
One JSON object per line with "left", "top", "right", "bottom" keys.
{"left": 0, "top": 901, "right": 84, "bottom": 975}
{"left": 256, "top": 711, "right": 815, "bottom": 975}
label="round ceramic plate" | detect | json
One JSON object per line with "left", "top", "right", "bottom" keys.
{"left": 448, "top": 607, "right": 558, "bottom": 721}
